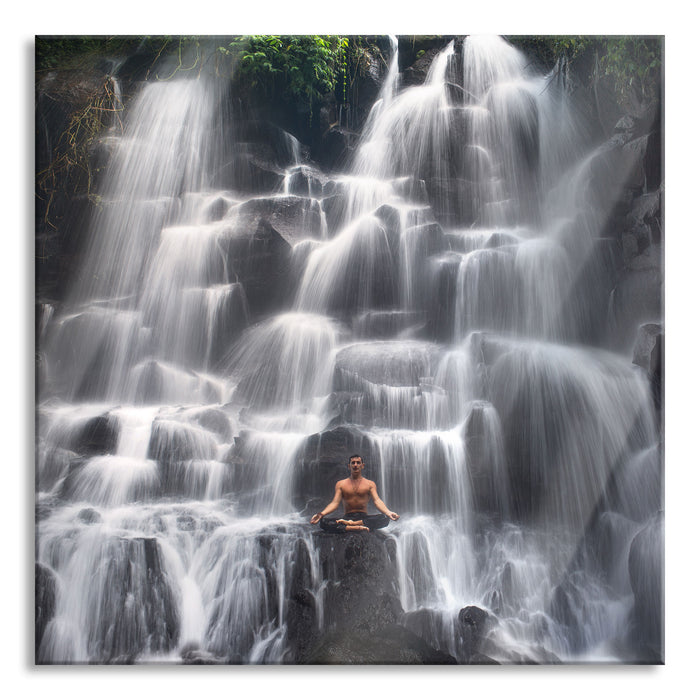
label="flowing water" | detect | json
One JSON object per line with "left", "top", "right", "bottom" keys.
{"left": 36, "top": 36, "right": 661, "bottom": 663}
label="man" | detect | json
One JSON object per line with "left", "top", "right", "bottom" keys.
{"left": 310, "top": 454, "right": 400, "bottom": 532}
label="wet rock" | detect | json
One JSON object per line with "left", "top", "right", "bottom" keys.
{"left": 627, "top": 512, "right": 664, "bottom": 662}
{"left": 391, "top": 177, "right": 429, "bottom": 205}
{"left": 334, "top": 341, "right": 439, "bottom": 388}
{"left": 219, "top": 218, "right": 291, "bottom": 315}
{"left": 88, "top": 536, "right": 180, "bottom": 662}
{"left": 632, "top": 323, "right": 663, "bottom": 411}
{"left": 71, "top": 414, "right": 120, "bottom": 456}
{"left": 299, "top": 531, "right": 455, "bottom": 664}
{"left": 35, "top": 563, "right": 57, "bottom": 662}
{"left": 37, "top": 446, "right": 76, "bottom": 492}
{"left": 287, "top": 166, "right": 325, "bottom": 198}
{"left": 457, "top": 605, "right": 495, "bottom": 661}
{"left": 303, "top": 622, "right": 457, "bottom": 664}
{"left": 609, "top": 244, "right": 662, "bottom": 351}
{"left": 317, "top": 125, "right": 359, "bottom": 172}
{"left": 215, "top": 151, "right": 285, "bottom": 193}
{"left": 77, "top": 507, "right": 102, "bottom": 524}
{"left": 180, "top": 645, "right": 228, "bottom": 664}
{"left": 425, "top": 252, "right": 461, "bottom": 341}
{"left": 238, "top": 195, "right": 323, "bottom": 244}
{"left": 486, "top": 232, "right": 520, "bottom": 249}
{"left": 147, "top": 418, "right": 218, "bottom": 465}
{"left": 402, "top": 47, "right": 443, "bottom": 86}
{"left": 424, "top": 176, "right": 479, "bottom": 228}
{"left": 321, "top": 192, "right": 347, "bottom": 237}
{"left": 352, "top": 310, "right": 428, "bottom": 339}
{"left": 187, "top": 407, "right": 233, "bottom": 441}
{"left": 296, "top": 426, "right": 374, "bottom": 511}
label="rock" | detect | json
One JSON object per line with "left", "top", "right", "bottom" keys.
{"left": 317, "top": 126, "right": 359, "bottom": 172}
{"left": 180, "top": 646, "right": 228, "bottom": 664}
{"left": 89, "top": 536, "right": 180, "bottom": 661}
{"left": 186, "top": 407, "right": 233, "bottom": 441}
{"left": 615, "top": 115, "right": 636, "bottom": 132}
{"left": 334, "top": 341, "right": 439, "bottom": 388}
{"left": 35, "top": 563, "right": 57, "bottom": 662}
{"left": 71, "top": 414, "right": 120, "bottom": 456}
{"left": 77, "top": 507, "right": 102, "bottom": 524}
{"left": 219, "top": 218, "right": 291, "bottom": 315}
{"left": 303, "top": 623, "right": 457, "bottom": 664}
{"left": 286, "top": 166, "right": 325, "bottom": 198}
{"left": 237, "top": 195, "right": 324, "bottom": 244}
{"left": 298, "top": 531, "right": 457, "bottom": 664}
{"left": 457, "top": 605, "right": 495, "bottom": 660}
{"left": 426, "top": 253, "right": 461, "bottom": 341}
{"left": 321, "top": 192, "right": 347, "bottom": 237}
{"left": 627, "top": 512, "right": 664, "bottom": 662}
{"left": 402, "top": 47, "right": 443, "bottom": 86}
{"left": 391, "top": 177, "right": 429, "bottom": 204}
{"left": 609, "top": 244, "right": 662, "bottom": 351}
{"left": 632, "top": 323, "right": 663, "bottom": 410}
{"left": 214, "top": 152, "right": 285, "bottom": 193}
{"left": 37, "top": 446, "right": 75, "bottom": 492}
{"left": 296, "top": 426, "right": 374, "bottom": 510}
{"left": 147, "top": 418, "right": 218, "bottom": 465}
{"left": 352, "top": 310, "right": 428, "bottom": 339}
{"left": 314, "top": 531, "right": 399, "bottom": 629}
{"left": 424, "top": 176, "right": 479, "bottom": 228}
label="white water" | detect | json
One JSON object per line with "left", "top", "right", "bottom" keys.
{"left": 37, "top": 36, "right": 661, "bottom": 664}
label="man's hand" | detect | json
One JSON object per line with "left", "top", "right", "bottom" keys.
{"left": 310, "top": 512, "right": 323, "bottom": 524}
{"left": 388, "top": 511, "right": 400, "bottom": 521}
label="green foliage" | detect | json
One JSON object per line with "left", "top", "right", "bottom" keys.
{"left": 222, "top": 35, "right": 349, "bottom": 104}
{"left": 507, "top": 35, "right": 592, "bottom": 68}
{"left": 36, "top": 36, "right": 142, "bottom": 71}
{"left": 508, "top": 35, "right": 661, "bottom": 105}
{"left": 599, "top": 37, "right": 661, "bottom": 100}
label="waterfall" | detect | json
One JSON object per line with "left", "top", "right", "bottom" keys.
{"left": 37, "top": 35, "right": 661, "bottom": 664}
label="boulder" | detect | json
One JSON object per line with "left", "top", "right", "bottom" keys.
{"left": 334, "top": 341, "right": 439, "bottom": 388}
{"left": 299, "top": 531, "right": 457, "bottom": 664}
{"left": 237, "top": 195, "right": 324, "bottom": 244}
{"left": 218, "top": 218, "right": 292, "bottom": 315}
{"left": 77, "top": 507, "right": 103, "bottom": 525}
{"left": 457, "top": 605, "right": 495, "bottom": 661}
{"left": 71, "top": 414, "right": 120, "bottom": 456}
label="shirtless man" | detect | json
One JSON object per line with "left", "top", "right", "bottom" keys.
{"left": 310, "top": 455, "right": 400, "bottom": 532}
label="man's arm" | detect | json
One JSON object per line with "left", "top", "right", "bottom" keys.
{"left": 310, "top": 482, "right": 343, "bottom": 524}
{"left": 369, "top": 481, "right": 399, "bottom": 520}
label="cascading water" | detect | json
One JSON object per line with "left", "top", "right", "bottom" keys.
{"left": 36, "top": 36, "right": 662, "bottom": 664}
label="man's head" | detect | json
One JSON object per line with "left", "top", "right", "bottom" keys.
{"left": 348, "top": 454, "right": 364, "bottom": 477}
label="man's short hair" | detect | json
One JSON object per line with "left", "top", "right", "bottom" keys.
{"left": 348, "top": 454, "right": 363, "bottom": 463}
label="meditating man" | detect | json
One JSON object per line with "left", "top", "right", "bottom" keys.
{"left": 310, "top": 454, "right": 400, "bottom": 532}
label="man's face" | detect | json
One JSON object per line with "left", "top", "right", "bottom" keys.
{"left": 349, "top": 457, "right": 364, "bottom": 477}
